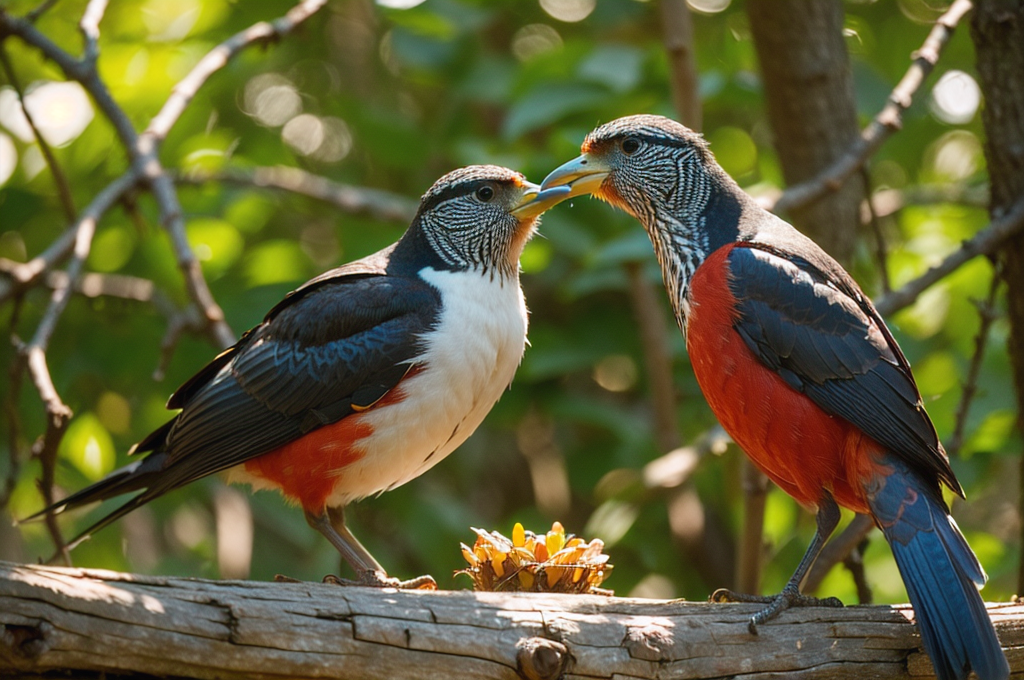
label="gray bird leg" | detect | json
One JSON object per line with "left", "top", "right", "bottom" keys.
{"left": 303, "top": 507, "right": 436, "bottom": 590}
{"left": 712, "top": 492, "right": 844, "bottom": 634}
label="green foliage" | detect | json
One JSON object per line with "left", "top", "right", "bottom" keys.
{"left": 0, "top": 0, "right": 1015, "bottom": 608}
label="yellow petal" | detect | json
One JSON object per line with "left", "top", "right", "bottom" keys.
{"left": 513, "top": 522, "right": 526, "bottom": 547}
{"left": 518, "top": 569, "right": 535, "bottom": 590}
{"left": 546, "top": 530, "right": 565, "bottom": 557}
{"left": 491, "top": 553, "right": 506, "bottom": 578}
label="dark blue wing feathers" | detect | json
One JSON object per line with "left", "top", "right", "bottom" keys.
{"left": 725, "top": 244, "right": 961, "bottom": 496}
{"left": 34, "top": 257, "right": 441, "bottom": 518}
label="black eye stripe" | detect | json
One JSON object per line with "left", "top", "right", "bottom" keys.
{"left": 419, "top": 179, "right": 508, "bottom": 214}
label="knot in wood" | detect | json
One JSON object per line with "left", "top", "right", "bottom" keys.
{"left": 624, "top": 623, "right": 673, "bottom": 661}
{"left": 516, "top": 636, "right": 568, "bottom": 680}
{"left": 1, "top": 621, "right": 55, "bottom": 658}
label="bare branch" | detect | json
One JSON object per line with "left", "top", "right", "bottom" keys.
{"left": 78, "top": 0, "right": 107, "bottom": 66}
{"left": 736, "top": 459, "right": 768, "bottom": 594}
{"left": 0, "top": 175, "right": 136, "bottom": 305}
{"left": 804, "top": 514, "right": 875, "bottom": 595}
{"left": 771, "top": 0, "right": 974, "bottom": 216}
{"left": 866, "top": 183, "right": 989, "bottom": 220}
{"left": 660, "top": 0, "right": 702, "bottom": 131}
{"left": 947, "top": 273, "right": 1002, "bottom": 458}
{"left": 875, "top": 195, "right": 1024, "bottom": 317}
{"left": 24, "top": 0, "right": 61, "bottom": 23}
{"left": 0, "top": 45, "right": 76, "bottom": 222}
{"left": 861, "top": 168, "right": 891, "bottom": 293}
{"left": 180, "top": 166, "right": 418, "bottom": 223}
{"left": 144, "top": 0, "right": 329, "bottom": 144}
{"left": 625, "top": 264, "right": 681, "bottom": 453}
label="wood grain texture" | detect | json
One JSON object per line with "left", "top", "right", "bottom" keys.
{"left": 1, "top": 561, "right": 1022, "bottom": 679}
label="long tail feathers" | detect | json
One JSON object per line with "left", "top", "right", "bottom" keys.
{"left": 17, "top": 452, "right": 169, "bottom": 551}
{"left": 869, "top": 458, "right": 1008, "bottom": 680}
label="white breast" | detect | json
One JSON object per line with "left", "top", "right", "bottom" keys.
{"left": 321, "top": 266, "right": 528, "bottom": 505}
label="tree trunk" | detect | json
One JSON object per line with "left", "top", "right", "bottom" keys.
{"left": 1, "top": 562, "right": 1021, "bottom": 679}
{"left": 971, "top": 0, "right": 1024, "bottom": 595}
{"left": 747, "top": 0, "right": 864, "bottom": 264}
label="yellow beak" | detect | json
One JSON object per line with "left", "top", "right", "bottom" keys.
{"left": 511, "top": 181, "right": 573, "bottom": 219}
{"left": 540, "top": 153, "right": 611, "bottom": 199}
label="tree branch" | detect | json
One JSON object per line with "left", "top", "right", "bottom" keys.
{"left": 143, "top": 0, "right": 328, "bottom": 144}
{"left": 875, "top": 195, "right": 1024, "bottom": 317}
{"left": 1, "top": 561, "right": 1019, "bottom": 679}
{"left": 180, "top": 165, "right": 418, "bottom": 223}
{"left": 946, "top": 274, "right": 1001, "bottom": 458}
{"left": 770, "top": 0, "right": 974, "bottom": 216}
{"left": 0, "top": 45, "right": 76, "bottom": 222}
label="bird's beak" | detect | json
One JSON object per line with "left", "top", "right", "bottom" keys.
{"left": 510, "top": 182, "right": 573, "bottom": 219}
{"left": 539, "top": 154, "right": 610, "bottom": 199}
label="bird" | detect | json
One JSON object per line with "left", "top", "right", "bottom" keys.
{"left": 22, "top": 164, "right": 570, "bottom": 589}
{"left": 540, "top": 114, "right": 1008, "bottom": 680}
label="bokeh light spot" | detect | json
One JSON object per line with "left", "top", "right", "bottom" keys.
{"left": 282, "top": 113, "right": 325, "bottom": 157}
{"left": 244, "top": 74, "right": 303, "bottom": 127}
{"left": 512, "top": 24, "right": 563, "bottom": 62}
{"left": 593, "top": 355, "right": 638, "bottom": 392}
{"left": 540, "top": 0, "right": 596, "bottom": 23}
{"left": 0, "top": 82, "right": 94, "bottom": 147}
{"left": 688, "top": 0, "right": 731, "bottom": 14}
{"left": 930, "top": 70, "right": 981, "bottom": 125}
{"left": 0, "top": 132, "right": 15, "bottom": 186}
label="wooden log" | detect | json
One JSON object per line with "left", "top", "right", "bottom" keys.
{"left": 0, "top": 561, "right": 1021, "bottom": 679}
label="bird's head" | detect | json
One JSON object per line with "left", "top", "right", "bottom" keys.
{"left": 540, "top": 115, "right": 747, "bottom": 328}
{"left": 405, "top": 165, "right": 569, "bottom": 279}
{"left": 539, "top": 114, "right": 716, "bottom": 225}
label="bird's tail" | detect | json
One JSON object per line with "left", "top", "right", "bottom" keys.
{"left": 867, "top": 454, "right": 1008, "bottom": 680}
{"left": 17, "top": 451, "right": 168, "bottom": 551}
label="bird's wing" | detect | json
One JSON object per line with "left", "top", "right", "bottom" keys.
{"left": 138, "top": 254, "right": 440, "bottom": 491}
{"left": 725, "top": 243, "right": 961, "bottom": 495}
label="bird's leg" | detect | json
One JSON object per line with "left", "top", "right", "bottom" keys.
{"left": 304, "top": 507, "right": 437, "bottom": 590}
{"left": 712, "top": 492, "right": 844, "bottom": 634}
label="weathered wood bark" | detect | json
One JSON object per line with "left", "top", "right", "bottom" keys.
{"left": 1, "top": 562, "right": 1022, "bottom": 679}
{"left": 747, "top": 0, "right": 864, "bottom": 264}
{"left": 971, "top": 0, "right": 1024, "bottom": 596}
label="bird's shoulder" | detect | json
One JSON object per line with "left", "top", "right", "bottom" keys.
{"left": 165, "top": 243, "right": 439, "bottom": 411}
{"left": 723, "top": 238, "right": 961, "bottom": 495}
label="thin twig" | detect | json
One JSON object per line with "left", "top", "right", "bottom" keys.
{"left": 861, "top": 168, "right": 891, "bottom": 293}
{"left": 180, "top": 166, "right": 418, "bottom": 224}
{"left": 143, "top": 0, "right": 328, "bottom": 144}
{"left": 736, "top": 459, "right": 768, "bottom": 594}
{"left": 946, "top": 272, "right": 1001, "bottom": 458}
{"left": 78, "top": 0, "right": 107, "bottom": 66}
{"left": 24, "top": 0, "right": 61, "bottom": 23}
{"left": 875, "top": 195, "right": 1024, "bottom": 316}
{"left": 841, "top": 537, "right": 873, "bottom": 605}
{"left": 866, "top": 183, "right": 989, "bottom": 220}
{"left": 625, "top": 263, "right": 681, "bottom": 453}
{"left": 771, "top": 0, "right": 974, "bottom": 215}
{"left": 804, "top": 514, "right": 875, "bottom": 594}
{"left": 660, "top": 0, "right": 702, "bottom": 132}
{"left": 0, "top": 44, "right": 76, "bottom": 222}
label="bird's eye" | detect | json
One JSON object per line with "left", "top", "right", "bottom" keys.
{"left": 621, "top": 137, "right": 641, "bottom": 155}
{"left": 475, "top": 185, "right": 495, "bottom": 202}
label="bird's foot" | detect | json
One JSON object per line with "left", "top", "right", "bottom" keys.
{"left": 322, "top": 570, "right": 437, "bottom": 590}
{"left": 710, "top": 586, "right": 843, "bottom": 634}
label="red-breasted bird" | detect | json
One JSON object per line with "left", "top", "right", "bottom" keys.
{"left": 541, "top": 115, "right": 1008, "bottom": 680}
{"left": 23, "top": 165, "right": 569, "bottom": 588}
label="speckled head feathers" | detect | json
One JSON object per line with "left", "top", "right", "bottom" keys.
{"left": 582, "top": 114, "right": 709, "bottom": 157}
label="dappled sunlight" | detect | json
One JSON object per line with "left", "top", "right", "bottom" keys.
{"left": 0, "top": 82, "right": 93, "bottom": 147}
{"left": 9, "top": 567, "right": 166, "bottom": 614}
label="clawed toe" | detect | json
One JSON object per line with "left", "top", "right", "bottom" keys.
{"left": 711, "top": 586, "right": 844, "bottom": 634}
{"left": 322, "top": 570, "right": 437, "bottom": 590}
